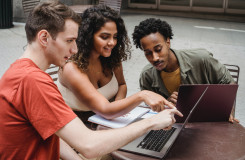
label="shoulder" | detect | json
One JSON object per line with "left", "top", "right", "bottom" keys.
{"left": 175, "top": 48, "right": 213, "bottom": 62}
{"left": 24, "top": 69, "right": 53, "bottom": 85}
{"left": 113, "top": 62, "right": 123, "bottom": 72}
{"left": 185, "top": 48, "right": 212, "bottom": 57}
{"left": 13, "top": 59, "right": 55, "bottom": 84}
{"left": 62, "top": 61, "right": 82, "bottom": 73}
{"left": 141, "top": 63, "right": 154, "bottom": 73}
{"left": 59, "top": 61, "right": 90, "bottom": 89}
{"left": 140, "top": 64, "right": 156, "bottom": 79}
{"left": 60, "top": 62, "right": 87, "bottom": 80}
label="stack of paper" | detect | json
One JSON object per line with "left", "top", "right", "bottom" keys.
{"left": 88, "top": 107, "right": 150, "bottom": 128}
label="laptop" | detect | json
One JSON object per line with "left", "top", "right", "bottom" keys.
{"left": 120, "top": 85, "right": 209, "bottom": 159}
{"left": 175, "top": 84, "right": 238, "bottom": 123}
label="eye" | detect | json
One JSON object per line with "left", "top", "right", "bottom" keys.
{"left": 144, "top": 51, "right": 152, "bottom": 56}
{"left": 101, "top": 35, "right": 109, "bottom": 40}
{"left": 113, "top": 34, "right": 118, "bottom": 39}
{"left": 155, "top": 46, "right": 162, "bottom": 53}
{"left": 67, "top": 39, "right": 73, "bottom": 43}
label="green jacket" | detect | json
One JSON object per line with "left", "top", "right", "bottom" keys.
{"left": 139, "top": 48, "right": 234, "bottom": 99}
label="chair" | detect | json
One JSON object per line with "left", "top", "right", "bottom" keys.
{"left": 69, "top": 4, "right": 94, "bottom": 14}
{"left": 99, "top": 0, "right": 122, "bottom": 13}
{"left": 22, "top": 0, "right": 40, "bottom": 14}
{"left": 46, "top": 65, "right": 59, "bottom": 83}
{"left": 69, "top": 0, "right": 121, "bottom": 15}
{"left": 224, "top": 64, "right": 240, "bottom": 118}
{"left": 224, "top": 64, "right": 240, "bottom": 84}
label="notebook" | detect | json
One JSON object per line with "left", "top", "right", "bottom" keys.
{"left": 175, "top": 84, "right": 238, "bottom": 123}
{"left": 88, "top": 106, "right": 150, "bottom": 128}
{"left": 120, "top": 85, "right": 209, "bottom": 159}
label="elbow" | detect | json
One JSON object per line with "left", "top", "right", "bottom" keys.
{"left": 78, "top": 143, "right": 100, "bottom": 159}
{"left": 81, "top": 150, "right": 96, "bottom": 159}
{"left": 97, "top": 109, "right": 118, "bottom": 120}
{"left": 101, "top": 114, "right": 117, "bottom": 120}
{"left": 95, "top": 106, "right": 118, "bottom": 120}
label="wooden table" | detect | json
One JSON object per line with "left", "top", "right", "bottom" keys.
{"left": 99, "top": 122, "right": 245, "bottom": 160}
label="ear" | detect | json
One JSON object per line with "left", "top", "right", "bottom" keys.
{"left": 37, "top": 30, "right": 50, "bottom": 47}
{"left": 166, "top": 37, "right": 171, "bottom": 48}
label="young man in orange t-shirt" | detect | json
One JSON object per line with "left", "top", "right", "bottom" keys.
{"left": 0, "top": 2, "right": 182, "bottom": 159}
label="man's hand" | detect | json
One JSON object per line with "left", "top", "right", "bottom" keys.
{"left": 229, "top": 105, "right": 239, "bottom": 123}
{"left": 167, "top": 92, "right": 178, "bottom": 106}
{"left": 141, "top": 90, "right": 175, "bottom": 112}
{"left": 148, "top": 108, "right": 183, "bottom": 130}
{"left": 229, "top": 114, "right": 240, "bottom": 123}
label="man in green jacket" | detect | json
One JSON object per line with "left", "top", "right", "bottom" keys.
{"left": 132, "top": 18, "right": 238, "bottom": 123}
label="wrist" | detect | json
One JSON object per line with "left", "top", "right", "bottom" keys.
{"left": 140, "top": 117, "right": 155, "bottom": 132}
{"left": 138, "top": 90, "right": 148, "bottom": 102}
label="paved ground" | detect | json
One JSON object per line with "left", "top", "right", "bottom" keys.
{"left": 0, "top": 13, "right": 244, "bottom": 126}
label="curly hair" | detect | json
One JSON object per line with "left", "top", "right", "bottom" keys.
{"left": 132, "top": 18, "right": 174, "bottom": 50}
{"left": 71, "top": 4, "right": 131, "bottom": 71}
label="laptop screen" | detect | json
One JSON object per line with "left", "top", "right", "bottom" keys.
{"left": 175, "top": 84, "right": 238, "bottom": 123}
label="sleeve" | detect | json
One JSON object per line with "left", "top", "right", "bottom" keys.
{"left": 203, "top": 51, "right": 235, "bottom": 84}
{"left": 21, "top": 71, "right": 77, "bottom": 140}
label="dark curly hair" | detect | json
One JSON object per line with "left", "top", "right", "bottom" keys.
{"left": 132, "top": 18, "right": 173, "bottom": 50}
{"left": 71, "top": 4, "right": 131, "bottom": 72}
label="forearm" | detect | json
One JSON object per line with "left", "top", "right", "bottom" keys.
{"left": 114, "top": 84, "right": 127, "bottom": 101}
{"left": 57, "top": 109, "right": 181, "bottom": 159}
{"left": 76, "top": 118, "right": 153, "bottom": 159}
{"left": 98, "top": 90, "right": 172, "bottom": 119}
{"left": 98, "top": 91, "right": 145, "bottom": 119}
{"left": 87, "top": 119, "right": 152, "bottom": 156}
{"left": 60, "top": 138, "right": 83, "bottom": 160}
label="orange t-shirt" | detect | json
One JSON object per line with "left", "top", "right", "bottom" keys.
{"left": 0, "top": 59, "right": 76, "bottom": 159}
{"left": 161, "top": 68, "right": 181, "bottom": 94}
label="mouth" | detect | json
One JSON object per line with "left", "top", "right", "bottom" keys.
{"left": 104, "top": 47, "right": 113, "bottom": 52}
{"left": 64, "top": 56, "right": 70, "bottom": 62}
{"left": 153, "top": 61, "right": 163, "bottom": 68}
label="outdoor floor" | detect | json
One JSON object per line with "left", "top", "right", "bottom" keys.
{"left": 0, "top": 13, "right": 244, "bottom": 126}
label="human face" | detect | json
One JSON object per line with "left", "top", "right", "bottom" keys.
{"left": 140, "top": 32, "right": 171, "bottom": 71}
{"left": 92, "top": 21, "right": 117, "bottom": 58}
{"left": 47, "top": 19, "right": 79, "bottom": 67}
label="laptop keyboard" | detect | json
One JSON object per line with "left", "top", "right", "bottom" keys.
{"left": 137, "top": 127, "right": 176, "bottom": 152}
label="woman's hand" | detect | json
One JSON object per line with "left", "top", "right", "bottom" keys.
{"left": 140, "top": 90, "right": 175, "bottom": 112}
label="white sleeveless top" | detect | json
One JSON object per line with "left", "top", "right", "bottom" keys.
{"left": 57, "top": 73, "right": 119, "bottom": 111}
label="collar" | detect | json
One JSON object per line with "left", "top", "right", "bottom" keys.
{"left": 172, "top": 49, "right": 193, "bottom": 80}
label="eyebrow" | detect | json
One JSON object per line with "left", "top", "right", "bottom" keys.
{"left": 100, "top": 32, "right": 117, "bottom": 35}
{"left": 154, "top": 44, "right": 162, "bottom": 48}
{"left": 143, "top": 44, "right": 162, "bottom": 52}
{"left": 66, "top": 37, "right": 77, "bottom": 40}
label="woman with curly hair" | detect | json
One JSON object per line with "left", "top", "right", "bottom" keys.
{"left": 57, "top": 5, "right": 174, "bottom": 125}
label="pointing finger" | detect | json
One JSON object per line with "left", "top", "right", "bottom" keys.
{"left": 170, "top": 109, "right": 183, "bottom": 117}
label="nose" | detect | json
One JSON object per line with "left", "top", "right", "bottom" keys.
{"left": 108, "top": 38, "right": 116, "bottom": 46}
{"left": 70, "top": 41, "right": 78, "bottom": 55}
{"left": 152, "top": 52, "right": 159, "bottom": 61}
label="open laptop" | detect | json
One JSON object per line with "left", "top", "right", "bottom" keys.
{"left": 120, "top": 85, "right": 209, "bottom": 159}
{"left": 175, "top": 84, "right": 238, "bottom": 123}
